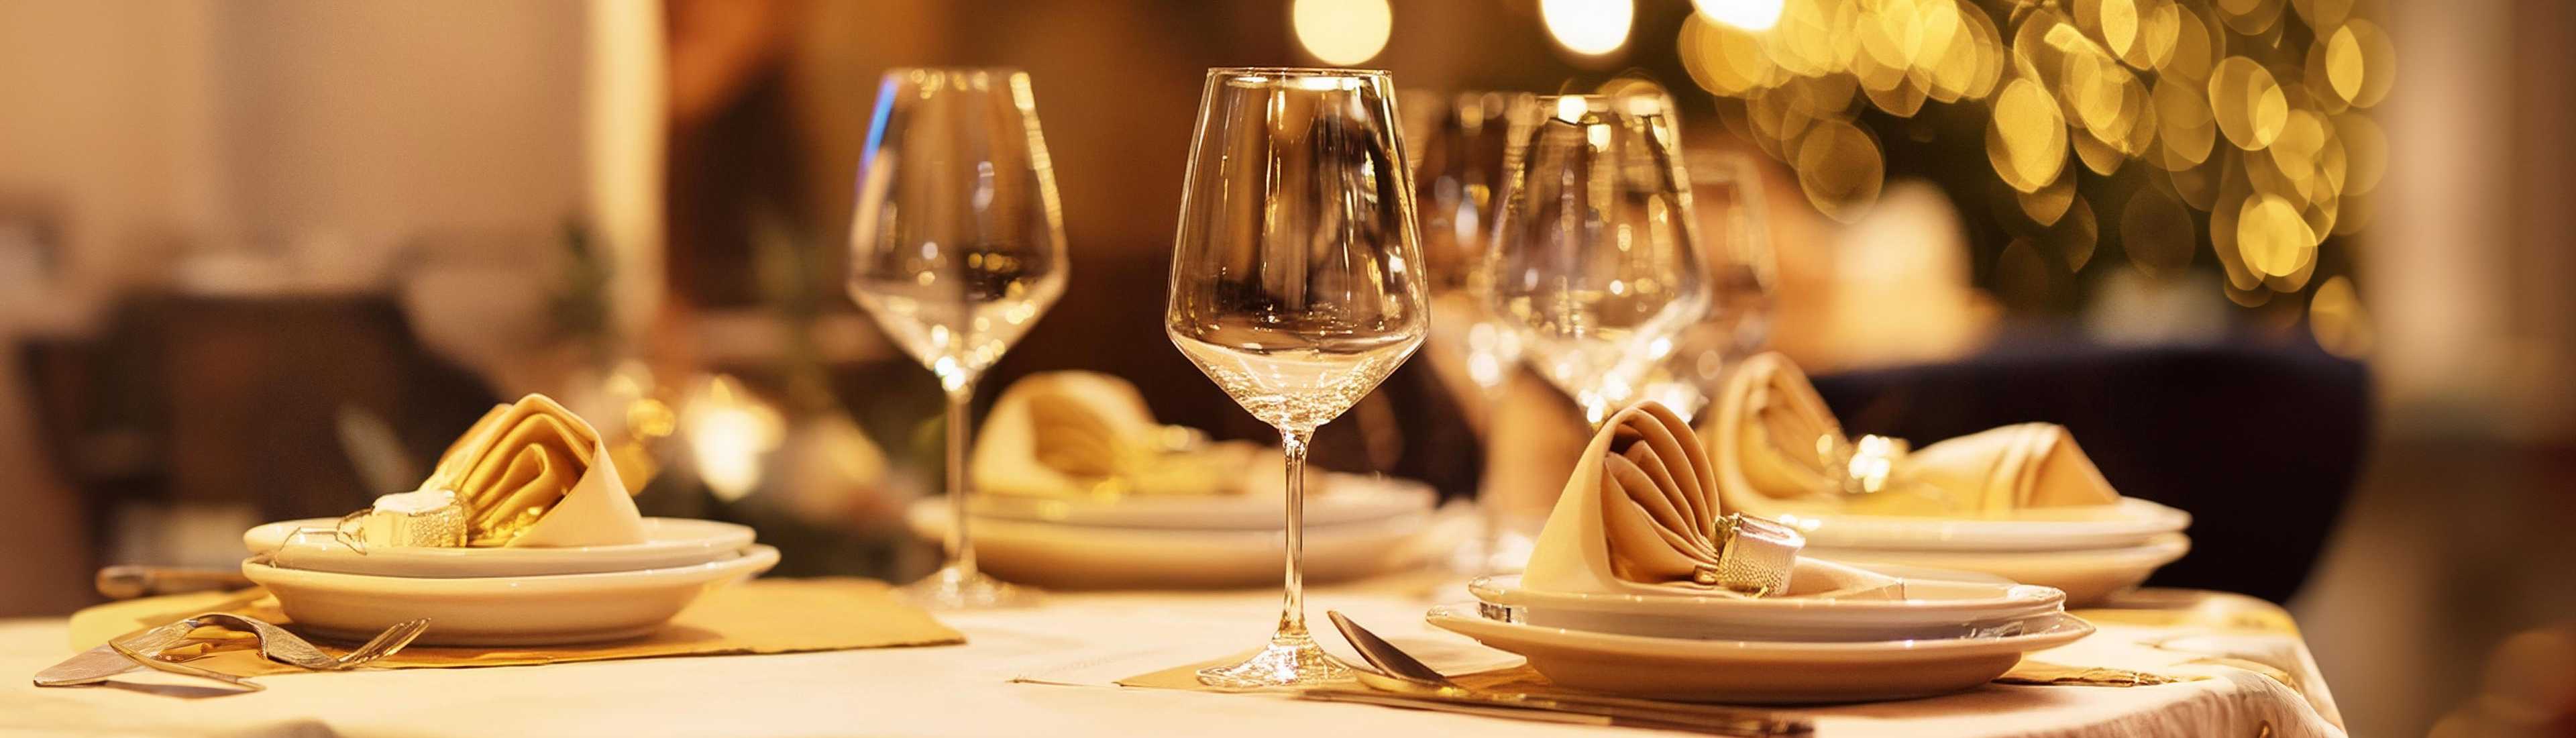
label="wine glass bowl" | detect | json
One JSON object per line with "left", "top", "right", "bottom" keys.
{"left": 1167, "top": 66, "right": 1428, "bottom": 688}
{"left": 848, "top": 67, "right": 1067, "bottom": 609}
{"left": 1640, "top": 150, "right": 1778, "bottom": 419}
{"left": 1485, "top": 93, "right": 1709, "bottom": 426}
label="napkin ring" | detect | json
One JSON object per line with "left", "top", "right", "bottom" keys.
{"left": 1695, "top": 513, "right": 1805, "bottom": 596}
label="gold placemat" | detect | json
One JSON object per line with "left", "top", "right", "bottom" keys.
{"left": 68, "top": 578, "right": 963, "bottom": 678}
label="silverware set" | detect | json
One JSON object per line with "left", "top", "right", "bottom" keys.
{"left": 1319, "top": 611, "right": 1815, "bottom": 737}
{"left": 34, "top": 613, "right": 428, "bottom": 692}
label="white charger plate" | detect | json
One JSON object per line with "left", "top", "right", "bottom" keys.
{"left": 243, "top": 517, "right": 757, "bottom": 578}
{"left": 1426, "top": 602, "right": 2094, "bottom": 704}
{"left": 241, "top": 544, "right": 776, "bottom": 646}
{"left": 967, "top": 474, "right": 1435, "bottom": 530}
{"left": 905, "top": 500, "right": 1454, "bottom": 589}
{"left": 1809, "top": 533, "right": 2191, "bottom": 607}
{"left": 1468, "top": 574, "right": 2065, "bottom": 641}
{"left": 1766, "top": 497, "right": 2191, "bottom": 552}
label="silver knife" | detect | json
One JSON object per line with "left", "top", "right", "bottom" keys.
{"left": 32, "top": 620, "right": 201, "bottom": 687}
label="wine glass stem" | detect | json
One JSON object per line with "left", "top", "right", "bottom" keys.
{"left": 945, "top": 387, "right": 978, "bottom": 578}
{"left": 1274, "top": 425, "right": 1315, "bottom": 639}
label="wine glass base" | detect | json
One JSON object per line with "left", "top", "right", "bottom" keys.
{"left": 899, "top": 566, "right": 1039, "bottom": 610}
{"left": 1195, "top": 631, "right": 1351, "bottom": 688}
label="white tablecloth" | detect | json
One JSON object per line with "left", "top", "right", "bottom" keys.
{"left": 0, "top": 579, "right": 2344, "bottom": 737}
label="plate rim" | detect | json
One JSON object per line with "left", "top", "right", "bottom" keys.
{"left": 965, "top": 474, "right": 1436, "bottom": 529}
{"left": 1771, "top": 498, "right": 2192, "bottom": 551}
{"left": 1426, "top": 602, "right": 2095, "bottom": 657}
{"left": 244, "top": 517, "right": 757, "bottom": 558}
{"left": 241, "top": 544, "right": 778, "bottom": 593}
{"left": 1468, "top": 574, "right": 2066, "bottom": 620}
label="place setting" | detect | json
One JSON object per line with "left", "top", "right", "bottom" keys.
{"left": 1703, "top": 352, "right": 2194, "bottom": 604}
{"left": 904, "top": 370, "right": 1448, "bottom": 590}
{"left": 37, "top": 394, "right": 958, "bottom": 692}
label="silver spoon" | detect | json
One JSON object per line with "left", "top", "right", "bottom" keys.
{"left": 1325, "top": 611, "right": 1814, "bottom": 737}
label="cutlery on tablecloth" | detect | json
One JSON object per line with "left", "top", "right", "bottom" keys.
{"left": 1300, "top": 688, "right": 1782, "bottom": 735}
{"left": 1324, "top": 611, "right": 1813, "bottom": 737}
{"left": 34, "top": 614, "right": 426, "bottom": 688}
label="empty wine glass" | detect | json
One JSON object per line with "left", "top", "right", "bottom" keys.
{"left": 847, "top": 67, "right": 1067, "bottom": 609}
{"left": 1167, "top": 67, "right": 1428, "bottom": 688}
{"left": 1638, "top": 150, "right": 1778, "bottom": 419}
{"left": 1485, "top": 93, "right": 1709, "bottom": 427}
{"left": 1408, "top": 90, "right": 1536, "bottom": 573}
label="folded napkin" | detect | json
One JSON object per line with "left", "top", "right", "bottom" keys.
{"left": 426, "top": 394, "right": 643, "bottom": 547}
{"left": 1525, "top": 401, "right": 1900, "bottom": 598}
{"left": 1898, "top": 422, "right": 2120, "bottom": 513}
{"left": 971, "top": 371, "right": 1267, "bottom": 498}
{"left": 1706, "top": 352, "right": 2119, "bottom": 518}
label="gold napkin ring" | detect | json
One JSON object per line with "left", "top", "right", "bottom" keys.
{"left": 1697, "top": 513, "right": 1804, "bottom": 596}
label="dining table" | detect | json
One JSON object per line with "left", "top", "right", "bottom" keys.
{"left": 0, "top": 574, "right": 2344, "bottom": 737}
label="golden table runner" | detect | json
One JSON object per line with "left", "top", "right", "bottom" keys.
{"left": 68, "top": 578, "right": 963, "bottom": 678}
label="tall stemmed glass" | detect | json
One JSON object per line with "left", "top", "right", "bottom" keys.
{"left": 1639, "top": 150, "right": 1778, "bottom": 419}
{"left": 1167, "top": 67, "right": 1427, "bottom": 688}
{"left": 1410, "top": 91, "right": 1534, "bottom": 572}
{"left": 848, "top": 68, "right": 1067, "bottom": 609}
{"left": 1486, "top": 93, "right": 1709, "bottom": 427}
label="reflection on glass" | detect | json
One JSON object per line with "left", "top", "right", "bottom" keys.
{"left": 1167, "top": 67, "right": 1428, "bottom": 688}
{"left": 848, "top": 67, "right": 1067, "bottom": 609}
{"left": 1406, "top": 90, "right": 1537, "bottom": 573}
{"left": 1639, "top": 150, "right": 1778, "bottom": 419}
{"left": 1486, "top": 93, "right": 1709, "bottom": 427}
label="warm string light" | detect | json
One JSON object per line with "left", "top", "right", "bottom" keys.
{"left": 1675, "top": 0, "right": 2391, "bottom": 325}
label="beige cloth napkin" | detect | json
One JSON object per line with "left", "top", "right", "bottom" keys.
{"left": 970, "top": 371, "right": 1263, "bottom": 498}
{"left": 1707, "top": 352, "right": 2119, "bottom": 518}
{"left": 428, "top": 394, "right": 643, "bottom": 547}
{"left": 66, "top": 578, "right": 963, "bottom": 677}
{"left": 1898, "top": 423, "right": 2120, "bottom": 513}
{"left": 1523, "top": 401, "right": 1900, "bottom": 598}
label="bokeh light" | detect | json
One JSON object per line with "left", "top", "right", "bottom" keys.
{"left": 1542, "top": 0, "right": 1633, "bottom": 57}
{"left": 1291, "top": 0, "right": 1392, "bottom": 66}
{"left": 1666, "top": 0, "right": 2384, "bottom": 307}
{"left": 1694, "top": 0, "right": 1785, "bottom": 32}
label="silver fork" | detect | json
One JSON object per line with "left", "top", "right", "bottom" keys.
{"left": 35, "top": 616, "right": 428, "bottom": 688}
{"left": 186, "top": 613, "right": 429, "bottom": 671}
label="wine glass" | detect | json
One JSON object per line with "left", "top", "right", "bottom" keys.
{"left": 1407, "top": 90, "right": 1536, "bottom": 572}
{"left": 1638, "top": 150, "right": 1778, "bottom": 419}
{"left": 1167, "top": 67, "right": 1428, "bottom": 688}
{"left": 847, "top": 68, "right": 1067, "bottom": 609}
{"left": 1485, "top": 93, "right": 1709, "bottom": 427}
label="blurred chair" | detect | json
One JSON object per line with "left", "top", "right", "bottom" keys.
{"left": 18, "top": 293, "right": 498, "bottom": 575}
{"left": 1810, "top": 335, "right": 2372, "bottom": 604}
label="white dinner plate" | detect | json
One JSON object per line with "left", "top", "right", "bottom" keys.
{"left": 243, "top": 517, "right": 757, "bottom": 578}
{"left": 1809, "top": 533, "right": 2191, "bottom": 607}
{"left": 967, "top": 474, "right": 1436, "bottom": 530}
{"left": 905, "top": 500, "right": 1454, "bottom": 589}
{"left": 241, "top": 545, "right": 777, "bottom": 646}
{"left": 1765, "top": 497, "right": 2191, "bottom": 552}
{"left": 1468, "top": 574, "right": 2065, "bottom": 641}
{"left": 1426, "top": 602, "right": 2094, "bottom": 704}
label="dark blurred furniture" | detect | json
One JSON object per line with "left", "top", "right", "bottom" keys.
{"left": 1810, "top": 335, "right": 2373, "bottom": 604}
{"left": 18, "top": 293, "right": 499, "bottom": 570}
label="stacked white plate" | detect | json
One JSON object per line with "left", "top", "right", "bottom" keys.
{"left": 241, "top": 518, "right": 775, "bottom": 646}
{"left": 904, "top": 474, "right": 1446, "bottom": 589}
{"left": 1766, "top": 498, "right": 2193, "bottom": 605}
{"left": 1434, "top": 572, "right": 2094, "bottom": 703}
